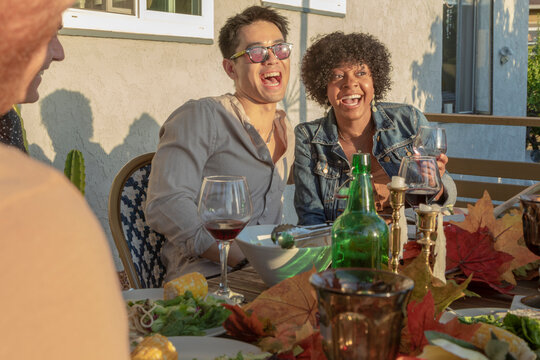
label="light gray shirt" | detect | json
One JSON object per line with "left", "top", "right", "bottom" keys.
{"left": 145, "top": 94, "right": 295, "bottom": 280}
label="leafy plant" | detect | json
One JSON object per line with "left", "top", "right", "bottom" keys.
{"left": 527, "top": 33, "right": 540, "bottom": 152}
{"left": 528, "top": 35, "right": 540, "bottom": 116}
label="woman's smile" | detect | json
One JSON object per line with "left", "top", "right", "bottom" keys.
{"left": 327, "top": 63, "right": 374, "bottom": 122}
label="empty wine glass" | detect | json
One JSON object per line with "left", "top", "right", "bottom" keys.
{"left": 198, "top": 175, "right": 252, "bottom": 304}
{"left": 413, "top": 126, "right": 447, "bottom": 157}
{"left": 398, "top": 156, "right": 442, "bottom": 209}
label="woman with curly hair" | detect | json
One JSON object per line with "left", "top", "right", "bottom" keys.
{"left": 294, "top": 32, "right": 456, "bottom": 225}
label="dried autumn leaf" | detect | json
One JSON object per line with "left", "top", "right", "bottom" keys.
{"left": 258, "top": 322, "right": 318, "bottom": 355}
{"left": 513, "top": 260, "right": 540, "bottom": 280}
{"left": 449, "top": 191, "right": 497, "bottom": 233}
{"left": 451, "top": 191, "right": 540, "bottom": 285}
{"left": 244, "top": 267, "right": 318, "bottom": 327}
{"left": 222, "top": 304, "right": 274, "bottom": 343}
{"left": 445, "top": 224, "right": 514, "bottom": 293}
{"left": 400, "top": 253, "right": 471, "bottom": 314}
{"left": 431, "top": 277, "right": 473, "bottom": 315}
{"left": 267, "top": 331, "right": 327, "bottom": 360}
{"left": 493, "top": 209, "right": 540, "bottom": 284}
{"left": 401, "top": 254, "right": 432, "bottom": 302}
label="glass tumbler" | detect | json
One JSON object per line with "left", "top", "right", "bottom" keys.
{"left": 310, "top": 268, "right": 414, "bottom": 360}
{"left": 520, "top": 194, "right": 540, "bottom": 292}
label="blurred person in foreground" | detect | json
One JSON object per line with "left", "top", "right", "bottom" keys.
{"left": 0, "top": 1, "right": 130, "bottom": 359}
{"left": 294, "top": 32, "right": 456, "bottom": 225}
{"left": 0, "top": 24, "right": 65, "bottom": 152}
{"left": 145, "top": 6, "right": 294, "bottom": 281}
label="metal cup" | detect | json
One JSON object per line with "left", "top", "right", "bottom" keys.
{"left": 310, "top": 268, "right": 414, "bottom": 360}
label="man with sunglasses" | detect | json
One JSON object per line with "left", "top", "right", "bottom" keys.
{"left": 145, "top": 6, "right": 295, "bottom": 281}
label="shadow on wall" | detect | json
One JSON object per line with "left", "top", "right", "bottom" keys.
{"left": 28, "top": 89, "right": 161, "bottom": 255}
{"left": 410, "top": 17, "right": 442, "bottom": 113}
{"left": 281, "top": 74, "right": 302, "bottom": 127}
{"left": 279, "top": 6, "right": 308, "bottom": 127}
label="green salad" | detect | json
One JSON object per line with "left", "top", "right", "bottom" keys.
{"left": 458, "top": 309, "right": 540, "bottom": 353}
{"left": 127, "top": 290, "right": 231, "bottom": 338}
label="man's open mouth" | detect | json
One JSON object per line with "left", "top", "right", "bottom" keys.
{"left": 261, "top": 71, "right": 282, "bottom": 87}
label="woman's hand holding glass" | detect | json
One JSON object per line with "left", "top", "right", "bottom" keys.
{"left": 414, "top": 126, "right": 448, "bottom": 195}
{"left": 398, "top": 156, "right": 442, "bottom": 209}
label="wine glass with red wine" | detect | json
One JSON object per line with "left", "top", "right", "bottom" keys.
{"left": 198, "top": 175, "right": 252, "bottom": 304}
{"left": 398, "top": 156, "right": 442, "bottom": 209}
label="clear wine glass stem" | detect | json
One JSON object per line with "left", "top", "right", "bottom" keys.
{"left": 217, "top": 240, "right": 231, "bottom": 296}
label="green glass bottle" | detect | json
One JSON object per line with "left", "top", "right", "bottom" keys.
{"left": 331, "top": 152, "right": 389, "bottom": 269}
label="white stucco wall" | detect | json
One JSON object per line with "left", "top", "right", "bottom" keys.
{"left": 18, "top": 0, "right": 527, "bottom": 269}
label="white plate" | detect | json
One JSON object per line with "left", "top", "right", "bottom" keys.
{"left": 123, "top": 288, "right": 163, "bottom": 301}
{"left": 123, "top": 288, "right": 227, "bottom": 337}
{"left": 169, "top": 336, "right": 263, "bottom": 360}
{"left": 439, "top": 307, "right": 507, "bottom": 324}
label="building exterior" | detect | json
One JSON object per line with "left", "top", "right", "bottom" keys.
{"left": 19, "top": 0, "right": 529, "bottom": 268}
{"left": 530, "top": 0, "right": 540, "bottom": 45}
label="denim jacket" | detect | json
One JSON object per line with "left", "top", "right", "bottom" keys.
{"left": 293, "top": 102, "right": 457, "bottom": 225}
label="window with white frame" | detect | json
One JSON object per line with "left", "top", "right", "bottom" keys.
{"left": 62, "top": 0, "right": 213, "bottom": 42}
{"left": 262, "top": 0, "right": 346, "bottom": 17}
{"left": 442, "top": 0, "right": 492, "bottom": 114}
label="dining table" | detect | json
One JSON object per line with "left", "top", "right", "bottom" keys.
{"left": 207, "top": 265, "right": 540, "bottom": 310}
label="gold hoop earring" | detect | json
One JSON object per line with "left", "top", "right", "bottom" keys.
{"left": 371, "top": 99, "right": 377, "bottom": 113}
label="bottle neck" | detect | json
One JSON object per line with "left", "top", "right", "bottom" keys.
{"left": 346, "top": 153, "right": 376, "bottom": 213}
{"left": 346, "top": 170, "right": 377, "bottom": 213}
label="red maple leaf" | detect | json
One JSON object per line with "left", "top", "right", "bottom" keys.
{"left": 445, "top": 224, "right": 514, "bottom": 293}
{"left": 275, "top": 332, "right": 327, "bottom": 360}
{"left": 403, "top": 291, "right": 480, "bottom": 355}
{"left": 405, "top": 291, "right": 443, "bottom": 352}
{"left": 450, "top": 191, "right": 540, "bottom": 285}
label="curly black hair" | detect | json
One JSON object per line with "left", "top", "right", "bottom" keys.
{"left": 218, "top": 6, "right": 289, "bottom": 59}
{"left": 301, "top": 32, "right": 392, "bottom": 105}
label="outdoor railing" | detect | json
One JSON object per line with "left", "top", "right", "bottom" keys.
{"left": 425, "top": 113, "right": 540, "bottom": 208}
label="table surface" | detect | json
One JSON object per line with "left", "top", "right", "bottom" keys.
{"left": 207, "top": 265, "right": 539, "bottom": 309}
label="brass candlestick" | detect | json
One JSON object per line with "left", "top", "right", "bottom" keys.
{"left": 415, "top": 208, "right": 439, "bottom": 277}
{"left": 387, "top": 182, "right": 407, "bottom": 273}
